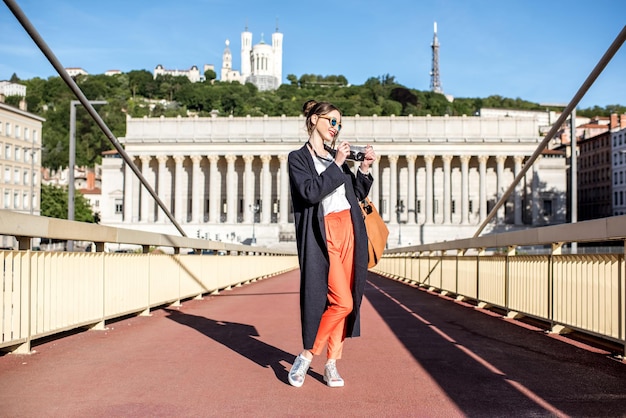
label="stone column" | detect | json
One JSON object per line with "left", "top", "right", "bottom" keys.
{"left": 156, "top": 155, "right": 168, "bottom": 222}
{"left": 460, "top": 155, "right": 471, "bottom": 225}
{"left": 371, "top": 155, "right": 380, "bottom": 205}
{"left": 478, "top": 155, "right": 488, "bottom": 222}
{"left": 243, "top": 154, "right": 254, "bottom": 223}
{"left": 225, "top": 154, "right": 237, "bottom": 224}
{"left": 406, "top": 154, "right": 416, "bottom": 224}
{"left": 191, "top": 155, "right": 203, "bottom": 224}
{"left": 261, "top": 154, "right": 272, "bottom": 224}
{"left": 208, "top": 155, "right": 219, "bottom": 223}
{"left": 139, "top": 155, "right": 151, "bottom": 222}
{"left": 532, "top": 155, "right": 541, "bottom": 225}
{"left": 123, "top": 159, "right": 134, "bottom": 223}
{"left": 514, "top": 155, "right": 524, "bottom": 225}
{"left": 173, "top": 155, "right": 185, "bottom": 223}
{"left": 388, "top": 155, "right": 399, "bottom": 224}
{"left": 496, "top": 155, "right": 506, "bottom": 223}
{"left": 279, "top": 154, "right": 289, "bottom": 224}
{"left": 442, "top": 155, "right": 452, "bottom": 225}
{"left": 424, "top": 155, "right": 434, "bottom": 224}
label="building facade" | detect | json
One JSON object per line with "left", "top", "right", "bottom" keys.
{"left": 612, "top": 125, "right": 626, "bottom": 216}
{"left": 0, "top": 100, "right": 44, "bottom": 247}
{"left": 153, "top": 64, "right": 206, "bottom": 83}
{"left": 99, "top": 113, "right": 566, "bottom": 249}
{"left": 578, "top": 130, "right": 612, "bottom": 220}
{"left": 0, "top": 81, "right": 27, "bottom": 97}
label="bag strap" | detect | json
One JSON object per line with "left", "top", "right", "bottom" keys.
{"left": 359, "top": 197, "right": 372, "bottom": 219}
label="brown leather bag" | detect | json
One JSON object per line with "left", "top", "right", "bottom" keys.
{"left": 359, "top": 197, "right": 389, "bottom": 268}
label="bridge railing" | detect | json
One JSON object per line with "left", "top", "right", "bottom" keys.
{"left": 373, "top": 215, "right": 626, "bottom": 356}
{"left": 0, "top": 210, "right": 298, "bottom": 354}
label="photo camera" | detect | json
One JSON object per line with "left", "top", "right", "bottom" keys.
{"left": 323, "top": 144, "right": 367, "bottom": 161}
{"left": 348, "top": 145, "right": 366, "bottom": 161}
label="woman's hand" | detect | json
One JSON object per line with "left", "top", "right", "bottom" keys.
{"left": 360, "top": 145, "right": 376, "bottom": 172}
{"left": 334, "top": 141, "right": 350, "bottom": 166}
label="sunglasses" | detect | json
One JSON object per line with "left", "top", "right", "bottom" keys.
{"left": 318, "top": 115, "right": 342, "bottom": 131}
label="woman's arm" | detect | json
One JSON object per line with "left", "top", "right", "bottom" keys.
{"left": 288, "top": 151, "right": 345, "bottom": 205}
{"left": 353, "top": 169, "right": 373, "bottom": 202}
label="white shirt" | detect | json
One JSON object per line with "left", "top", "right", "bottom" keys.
{"left": 311, "top": 155, "right": 351, "bottom": 216}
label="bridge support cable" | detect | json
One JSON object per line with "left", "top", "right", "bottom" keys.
{"left": 3, "top": 0, "right": 187, "bottom": 237}
{"left": 474, "top": 25, "right": 626, "bottom": 238}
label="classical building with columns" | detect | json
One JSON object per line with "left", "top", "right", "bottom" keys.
{"left": 100, "top": 113, "right": 566, "bottom": 250}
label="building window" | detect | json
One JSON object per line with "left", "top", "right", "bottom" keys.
{"left": 3, "top": 190, "right": 9, "bottom": 208}
{"left": 13, "top": 191, "right": 19, "bottom": 209}
{"left": 4, "top": 167, "right": 10, "bottom": 183}
{"left": 115, "top": 198, "right": 123, "bottom": 214}
{"left": 5, "top": 144, "right": 11, "bottom": 159}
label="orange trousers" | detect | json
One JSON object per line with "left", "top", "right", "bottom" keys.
{"left": 311, "top": 209, "right": 355, "bottom": 360}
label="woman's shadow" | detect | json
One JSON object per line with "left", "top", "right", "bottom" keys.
{"left": 164, "top": 308, "right": 323, "bottom": 385}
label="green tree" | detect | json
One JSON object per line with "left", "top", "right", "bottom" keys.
{"left": 128, "top": 70, "right": 154, "bottom": 99}
{"left": 204, "top": 68, "right": 217, "bottom": 82}
{"left": 41, "top": 184, "right": 96, "bottom": 223}
{"left": 286, "top": 74, "right": 298, "bottom": 85}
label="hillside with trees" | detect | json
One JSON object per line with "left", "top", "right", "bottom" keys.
{"left": 6, "top": 70, "right": 625, "bottom": 171}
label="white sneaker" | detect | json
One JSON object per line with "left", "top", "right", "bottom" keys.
{"left": 323, "top": 361, "right": 344, "bottom": 387}
{"left": 288, "top": 354, "right": 311, "bottom": 387}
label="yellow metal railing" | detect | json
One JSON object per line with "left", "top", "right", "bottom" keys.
{"left": 373, "top": 216, "right": 626, "bottom": 355}
{"left": 0, "top": 211, "right": 298, "bottom": 353}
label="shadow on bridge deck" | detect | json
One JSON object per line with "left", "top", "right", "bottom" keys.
{"left": 0, "top": 270, "right": 624, "bottom": 417}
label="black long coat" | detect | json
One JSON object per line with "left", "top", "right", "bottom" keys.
{"left": 288, "top": 144, "right": 373, "bottom": 349}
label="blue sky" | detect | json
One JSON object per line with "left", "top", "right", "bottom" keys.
{"left": 1, "top": 0, "right": 625, "bottom": 109}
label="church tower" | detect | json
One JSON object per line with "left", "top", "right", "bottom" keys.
{"left": 430, "top": 21, "right": 443, "bottom": 94}
{"left": 221, "top": 39, "right": 233, "bottom": 81}
{"left": 272, "top": 20, "right": 283, "bottom": 89}
{"left": 240, "top": 24, "right": 252, "bottom": 82}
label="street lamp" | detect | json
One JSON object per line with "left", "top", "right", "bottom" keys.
{"left": 396, "top": 201, "right": 405, "bottom": 245}
{"left": 67, "top": 99, "right": 107, "bottom": 251}
{"left": 249, "top": 203, "right": 260, "bottom": 244}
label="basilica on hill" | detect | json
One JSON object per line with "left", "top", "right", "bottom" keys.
{"left": 153, "top": 25, "right": 283, "bottom": 92}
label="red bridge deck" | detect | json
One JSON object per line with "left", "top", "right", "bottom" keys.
{"left": 1, "top": 270, "right": 624, "bottom": 417}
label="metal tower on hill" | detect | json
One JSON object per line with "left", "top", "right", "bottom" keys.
{"left": 430, "top": 21, "right": 443, "bottom": 94}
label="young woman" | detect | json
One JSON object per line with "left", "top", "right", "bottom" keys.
{"left": 287, "top": 100, "right": 376, "bottom": 388}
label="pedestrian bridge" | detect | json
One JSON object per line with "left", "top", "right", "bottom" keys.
{"left": 0, "top": 210, "right": 625, "bottom": 416}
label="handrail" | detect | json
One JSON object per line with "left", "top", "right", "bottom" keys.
{"left": 385, "top": 214, "right": 626, "bottom": 254}
{"left": 0, "top": 210, "right": 296, "bottom": 255}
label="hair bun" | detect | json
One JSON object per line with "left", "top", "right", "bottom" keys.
{"left": 302, "top": 100, "right": 317, "bottom": 117}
